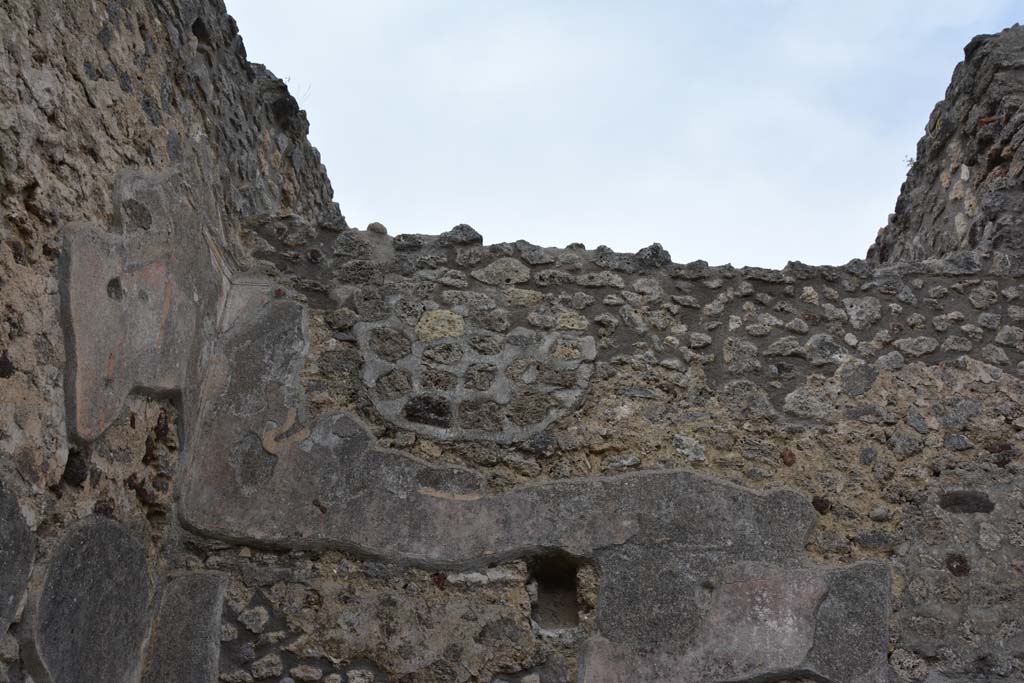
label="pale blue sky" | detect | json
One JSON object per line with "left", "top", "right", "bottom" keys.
{"left": 225, "top": 1, "right": 1020, "bottom": 267}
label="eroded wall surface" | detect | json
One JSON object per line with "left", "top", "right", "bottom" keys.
{"left": 870, "top": 26, "right": 1024, "bottom": 264}
{"left": 2, "top": 3, "right": 1024, "bottom": 683}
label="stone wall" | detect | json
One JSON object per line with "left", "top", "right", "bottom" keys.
{"left": 1, "top": 3, "right": 1024, "bottom": 683}
{"left": 870, "top": 25, "right": 1024, "bottom": 264}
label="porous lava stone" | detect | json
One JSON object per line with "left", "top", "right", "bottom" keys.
{"left": 403, "top": 394, "right": 452, "bottom": 428}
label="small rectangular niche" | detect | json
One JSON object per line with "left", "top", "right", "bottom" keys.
{"left": 528, "top": 554, "right": 581, "bottom": 630}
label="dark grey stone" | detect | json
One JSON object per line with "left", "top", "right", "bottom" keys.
{"left": 906, "top": 409, "right": 930, "bottom": 434}
{"left": 859, "top": 447, "right": 878, "bottom": 465}
{"left": 403, "top": 394, "right": 452, "bottom": 428}
{"left": 839, "top": 361, "right": 879, "bottom": 397}
{"left": 439, "top": 223, "right": 482, "bottom": 246}
{"left": 142, "top": 573, "right": 226, "bottom": 683}
{"left": 806, "top": 333, "right": 848, "bottom": 365}
{"left": 889, "top": 428, "right": 924, "bottom": 459}
{"left": 938, "top": 490, "right": 994, "bottom": 513}
{"left": 944, "top": 433, "right": 975, "bottom": 451}
{"left": 368, "top": 327, "right": 411, "bottom": 361}
{"left": 0, "top": 481, "right": 33, "bottom": 635}
{"left": 933, "top": 398, "right": 980, "bottom": 430}
{"left": 21, "top": 516, "right": 150, "bottom": 683}
{"left": 635, "top": 243, "right": 671, "bottom": 267}
{"left": 806, "top": 562, "right": 892, "bottom": 682}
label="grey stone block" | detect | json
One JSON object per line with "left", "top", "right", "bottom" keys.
{"left": 142, "top": 572, "right": 226, "bottom": 683}
{"left": 60, "top": 169, "right": 229, "bottom": 442}
{"left": 581, "top": 562, "right": 891, "bottom": 683}
{"left": 0, "top": 481, "right": 33, "bottom": 635}
{"left": 20, "top": 516, "right": 150, "bottom": 683}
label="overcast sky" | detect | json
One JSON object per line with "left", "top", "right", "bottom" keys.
{"left": 225, "top": 2, "right": 1019, "bottom": 268}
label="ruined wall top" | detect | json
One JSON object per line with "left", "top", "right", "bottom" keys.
{"left": 870, "top": 24, "right": 1024, "bottom": 264}
{"left": 0, "top": 0, "right": 343, "bottom": 276}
